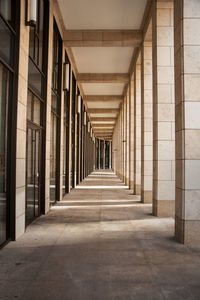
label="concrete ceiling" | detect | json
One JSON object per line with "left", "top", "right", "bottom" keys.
{"left": 58, "top": 0, "right": 147, "bottom": 30}
{"left": 82, "top": 83, "right": 125, "bottom": 95}
{"left": 87, "top": 101, "right": 121, "bottom": 109}
{"left": 57, "top": 0, "right": 148, "bottom": 139}
{"left": 72, "top": 47, "right": 134, "bottom": 73}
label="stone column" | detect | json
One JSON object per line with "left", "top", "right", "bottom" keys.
{"left": 152, "top": 0, "right": 175, "bottom": 216}
{"left": 134, "top": 53, "right": 142, "bottom": 195}
{"left": 15, "top": 0, "right": 30, "bottom": 238}
{"left": 174, "top": 0, "right": 200, "bottom": 244}
{"left": 141, "top": 25, "right": 153, "bottom": 203}
{"left": 121, "top": 103, "right": 125, "bottom": 180}
{"left": 123, "top": 96, "right": 127, "bottom": 184}
{"left": 120, "top": 108, "right": 123, "bottom": 180}
{"left": 126, "top": 89, "right": 130, "bottom": 186}
{"left": 129, "top": 79, "right": 134, "bottom": 190}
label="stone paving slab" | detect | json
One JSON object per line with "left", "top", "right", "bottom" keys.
{"left": 0, "top": 170, "right": 200, "bottom": 299}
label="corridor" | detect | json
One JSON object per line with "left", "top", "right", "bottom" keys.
{"left": 1, "top": 170, "right": 200, "bottom": 299}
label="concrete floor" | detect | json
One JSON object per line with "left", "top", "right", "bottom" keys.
{"left": 1, "top": 170, "right": 200, "bottom": 300}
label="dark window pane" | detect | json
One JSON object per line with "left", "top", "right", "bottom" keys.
{"left": 27, "top": 90, "right": 41, "bottom": 126}
{"left": 27, "top": 91, "right": 33, "bottom": 121}
{"left": 33, "top": 97, "right": 41, "bottom": 125}
{"left": 38, "top": 0, "right": 43, "bottom": 69}
{"left": 0, "top": 17, "right": 13, "bottom": 66}
{"left": 29, "top": 27, "right": 35, "bottom": 60}
{"left": 26, "top": 128, "right": 40, "bottom": 224}
{"left": 0, "top": 0, "right": 11, "bottom": 23}
{"left": 50, "top": 113, "right": 57, "bottom": 204}
{"left": 51, "top": 91, "right": 57, "bottom": 113}
{"left": 0, "top": 63, "right": 9, "bottom": 245}
{"left": 26, "top": 128, "right": 35, "bottom": 222}
{"left": 28, "top": 58, "right": 42, "bottom": 97}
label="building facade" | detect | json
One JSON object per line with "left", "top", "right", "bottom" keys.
{"left": 0, "top": 0, "right": 200, "bottom": 247}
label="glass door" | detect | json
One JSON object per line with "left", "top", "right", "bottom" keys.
{"left": 50, "top": 112, "right": 57, "bottom": 204}
{"left": 0, "top": 63, "right": 9, "bottom": 245}
{"left": 26, "top": 126, "right": 41, "bottom": 225}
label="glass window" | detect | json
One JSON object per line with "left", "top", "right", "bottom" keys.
{"left": 33, "top": 98, "right": 41, "bottom": 125}
{"left": 51, "top": 91, "right": 57, "bottom": 114}
{"left": 50, "top": 112, "right": 57, "bottom": 203}
{"left": 0, "top": 63, "right": 9, "bottom": 245}
{"left": 50, "top": 21, "right": 62, "bottom": 203}
{"left": 29, "top": 0, "right": 44, "bottom": 70}
{"left": 27, "top": 91, "right": 41, "bottom": 126}
{"left": 28, "top": 59, "right": 43, "bottom": 98}
{"left": 0, "top": 17, "right": 13, "bottom": 66}
{"left": 0, "top": 0, "right": 11, "bottom": 23}
{"left": 38, "top": 0, "right": 44, "bottom": 69}
{"left": 26, "top": 128, "right": 40, "bottom": 225}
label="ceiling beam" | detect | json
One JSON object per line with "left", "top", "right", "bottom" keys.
{"left": 92, "top": 124, "right": 114, "bottom": 128}
{"left": 95, "top": 136, "right": 113, "bottom": 139}
{"left": 63, "top": 30, "right": 142, "bottom": 47}
{"left": 88, "top": 109, "right": 119, "bottom": 114}
{"left": 85, "top": 95, "right": 123, "bottom": 102}
{"left": 95, "top": 134, "right": 113, "bottom": 136}
{"left": 77, "top": 73, "right": 129, "bottom": 83}
{"left": 90, "top": 117, "right": 116, "bottom": 121}
{"left": 94, "top": 129, "right": 114, "bottom": 132}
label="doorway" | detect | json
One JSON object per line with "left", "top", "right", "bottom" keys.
{"left": 26, "top": 125, "right": 41, "bottom": 225}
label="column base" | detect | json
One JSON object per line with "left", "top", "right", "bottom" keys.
{"left": 135, "top": 184, "right": 141, "bottom": 195}
{"left": 175, "top": 216, "right": 200, "bottom": 245}
{"left": 141, "top": 190, "right": 152, "bottom": 203}
{"left": 116, "top": 171, "right": 123, "bottom": 181}
{"left": 125, "top": 177, "right": 129, "bottom": 186}
{"left": 129, "top": 180, "right": 134, "bottom": 190}
{"left": 153, "top": 200, "right": 175, "bottom": 217}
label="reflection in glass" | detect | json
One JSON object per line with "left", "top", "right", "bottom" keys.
{"left": 105, "top": 141, "right": 110, "bottom": 169}
{"left": 0, "top": 0, "right": 11, "bottom": 22}
{"left": 96, "top": 140, "right": 99, "bottom": 169}
{"left": 51, "top": 91, "right": 57, "bottom": 113}
{"left": 100, "top": 140, "right": 104, "bottom": 169}
{"left": 0, "top": 63, "right": 8, "bottom": 245}
{"left": 50, "top": 112, "right": 57, "bottom": 204}
{"left": 27, "top": 91, "right": 41, "bottom": 126}
{"left": 38, "top": 0, "right": 44, "bottom": 69}
{"left": 50, "top": 21, "right": 62, "bottom": 203}
{"left": 28, "top": 58, "right": 42, "bottom": 97}
{"left": 0, "top": 17, "right": 13, "bottom": 66}
{"left": 26, "top": 128, "right": 40, "bottom": 225}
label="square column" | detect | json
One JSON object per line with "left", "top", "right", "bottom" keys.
{"left": 152, "top": 0, "right": 175, "bottom": 216}
{"left": 175, "top": 0, "right": 200, "bottom": 244}
{"left": 103, "top": 139, "right": 105, "bottom": 169}
{"left": 121, "top": 108, "right": 123, "bottom": 179}
{"left": 126, "top": 89, "right": 130, "bottom": 186}
{"left": 134, "top": 54, "right": 142, "bottom": 195}
{"left": 122, "top": 103, "right": 125, "bottom": 181}
{"left": 15, "top": 0, "right": 30, "bottom": 238}
{"left": 120, "top": 110, "right": 123, "bottom": 179}
{"left": 129, "top": 79, "right": 135, "bottom": 190}
{"left": 123, "top": 99, "right": 127, "bottom": 182}
{"left": 141, "top": 35, "right": 153, "bottom": 203}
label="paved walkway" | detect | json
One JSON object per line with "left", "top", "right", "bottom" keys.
{"left": 1, "top": 170, "right": 200, "bottom": 299}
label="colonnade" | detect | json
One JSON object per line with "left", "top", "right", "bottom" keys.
{"left": 112, "top": 0, "right": 200, "bottom": 244}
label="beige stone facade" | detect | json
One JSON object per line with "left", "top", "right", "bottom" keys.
{"left": 1, "top": 0, "right": 200, "bottom": 248}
